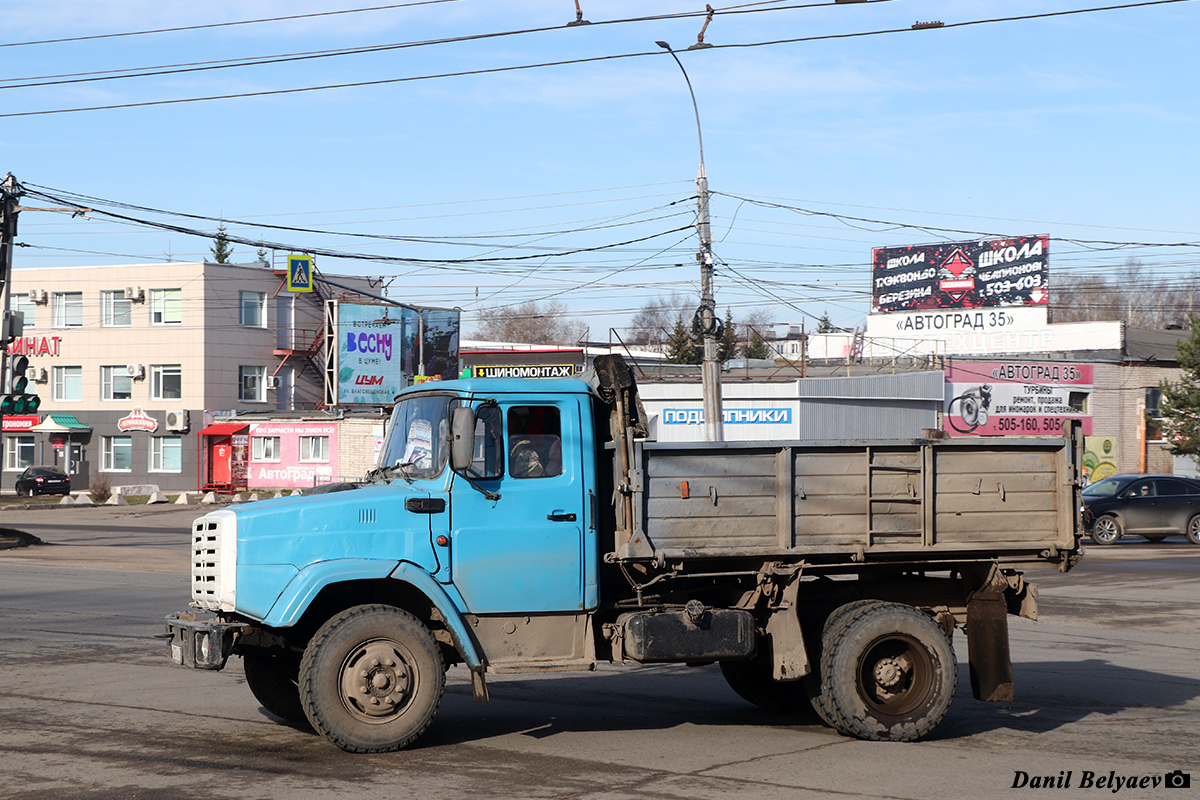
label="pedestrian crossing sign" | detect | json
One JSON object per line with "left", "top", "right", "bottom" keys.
{"left": 287, "top": 254, "right": 314, "bottom": 292}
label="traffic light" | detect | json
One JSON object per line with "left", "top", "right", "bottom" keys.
{"left": 2, "top": 355, "right": 40, "bottom": 415}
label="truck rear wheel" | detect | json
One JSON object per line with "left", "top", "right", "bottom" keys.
{"left": 805, "top": 599, "right": 881, "bottom": 728}
{"left": 299, "top": 604, "right": 445, "bottom": 753}
{"left": 719, "top": 657, "right": 816, "bottom": 718}
{"left": 818, "top": 602, "right": 956, "bottom": 742}
{"left": 243, "top": 651, "right": 308, "bottom": 726}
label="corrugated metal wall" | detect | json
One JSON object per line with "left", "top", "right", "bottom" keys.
{"left": 795, "top": 371, "right": 943, "bottom": 440}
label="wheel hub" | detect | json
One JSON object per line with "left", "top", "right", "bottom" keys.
{"left": 872, "top": 655, "right": 910, "bottom": 691}
{"left": 341, "top": 640, "right": 413, "bottom": 719}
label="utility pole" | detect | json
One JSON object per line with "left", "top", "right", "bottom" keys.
{"left": 0, "top": 174, "right": 23, "bottom": 429}
{"left": 656, "top": 42, "right": 724, "bottom": 442}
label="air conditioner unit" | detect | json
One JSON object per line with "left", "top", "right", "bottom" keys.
{"left": 166, "top": 410, "right": 190, "bottom": 432}
{"left": 124, "top": 286, "right": 145, "bottom": 302}
{"left": 28, "top": 289, "right": 47, "bottom": 304}
{"left": 265, "top": 376, "right": 281, "bottom": 390}
{"left": 125, "top": 364, "right": 145, "bottom": 379}
{"left": 33, "top": 367, "right": 48, "bottom": 384}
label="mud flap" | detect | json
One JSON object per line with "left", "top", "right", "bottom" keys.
{"left": 966, "top": 589, "right": 1014, "bottom": 702}
{"left": 764, "top": 576, "right": 809, "bottom": 681}
{"left": 471, "top": 667, "right": 490, "bottom": 703}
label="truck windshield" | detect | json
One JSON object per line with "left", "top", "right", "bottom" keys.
{"left": 380, "top": 395, "right": 455, "bottom": 481}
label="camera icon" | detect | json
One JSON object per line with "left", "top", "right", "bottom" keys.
{"left": 1165, "top": 770, "right": 1191, "bottom": 789}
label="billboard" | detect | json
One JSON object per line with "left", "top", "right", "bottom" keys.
{"left": 943, "top": 360, "right": 1092, "bottom": 437}
{"left": 335, "top": 303, "right": 415, "bottom": 405}
{"left": 419, "top": 308, "right": 461, "bottom": 379}
{"left": 327, "top": 302, "right": 460, "bottom": 405}
{"left": 872, "top": 235, "right": 1048, "bottom": 314}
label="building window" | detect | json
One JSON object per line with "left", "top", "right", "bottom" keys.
{"left": 150, "top": 289, "right": 182, "bottom": 325}
{"left": 102, "top": 435, "right": 133, "bottom": 472}
{"left": 101, "top": 366, "right": 134, "bottom": 401}
{"left": 299, "top": 435, "right": 329, "bottom": 462}
{"left": 52, "top": 292, "right": 83, "bottom": 328}
{"left": 239, "top": 291, "right": 267, "bottom": 328}
{"left": 150, "top": 437, "right": 182, "bottom": 472}
{"left": 1146, "top": 387, "right": 1164, "bottom": 441}
{"left": 52, "top": 366, "right": 83, "bottom": 401}
{"left": 252, "top": 436, "right": 281, "bottom": 461}
{"left": 151, "top": 364, "right": 182, "bottom": 400}
{"left": 4, "top": 436, "right": 35, "bottom": 471}
{"left": 239, "top": 366, "right": 265, "bottom": 402}
{"left": 13, "top": 294, "right": 35, "bottom": 328}
{"left": 101, "top": 290, "right": 133, "bottom": 327}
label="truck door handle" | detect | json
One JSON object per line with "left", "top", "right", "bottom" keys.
{"left": 547, "top": 513, "right": 576, "bottom": 522}
{"left": 405, "top": 497, "right": 446, "bottom": 514}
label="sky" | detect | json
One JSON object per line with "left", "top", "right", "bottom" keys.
{"left": 3, "top": 0, "right": 1199, "bottom": 341}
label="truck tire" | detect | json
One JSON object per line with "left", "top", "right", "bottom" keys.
{"left": 1090, "top": 515, "right": 1122, "bottom": 545}
{"left": 719, "top": 657, "right": 816, "bottom": 718}
{"left": 805, "top": 599, "right": 883, "bottom": 728}
{"left": 818, "top": 601, "right": 956, "bottom": 742}
{"left": 299, "top": 604, "right": 445, "bottom": 753}
{"left": 243, "top": 651, "right": 308, "bottom": 726}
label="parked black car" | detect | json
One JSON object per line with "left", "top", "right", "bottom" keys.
{"left": 1082, "top": 473, "right": 1200, "bottom": 545}
{"left": 14, "top": 466, "right": 71, "bottom": 497}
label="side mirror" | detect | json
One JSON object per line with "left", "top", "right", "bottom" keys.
{"left": 450, "top": 406, "right": 475, "bottom": 472}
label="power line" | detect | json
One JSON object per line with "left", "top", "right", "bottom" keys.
{"left": 0, "top": 1, "right": 882, "bottom": 89}
{"left": 21, "top": 182, "right": 694, "bottom": 256}
{"left": 0, "top": 1, "right": 464, "bottom": 49}
{"left": 1, "top": 0, "right": 1181, "bottom": 119}
{"left": 714, "top": 191, "right": 1200, "bottom": 250}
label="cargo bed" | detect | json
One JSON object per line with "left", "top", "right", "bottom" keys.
{"left": 614, "top": 434, "right": 1082, "bottom": 570}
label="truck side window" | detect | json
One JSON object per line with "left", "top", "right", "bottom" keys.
{"left": 469, "top": 404, "right": 504, "bottom": 479}
{"left": 507, "top": 406, "right": 562, "bottom": 479}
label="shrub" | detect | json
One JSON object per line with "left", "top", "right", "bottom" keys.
{"left": 89, "top": 474, "right": 112, "bottom": 504}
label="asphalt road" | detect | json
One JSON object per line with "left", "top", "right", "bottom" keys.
{"left": 0, "top": 505, "right": 1197, "bottom": 800}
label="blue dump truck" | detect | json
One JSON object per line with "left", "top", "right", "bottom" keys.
{"left": 167, "top": 355, "right": 1083, "bottom": 753}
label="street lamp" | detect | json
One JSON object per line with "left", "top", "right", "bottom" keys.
{"left": 655, "top": 40, "right": 724, "bottom": 443}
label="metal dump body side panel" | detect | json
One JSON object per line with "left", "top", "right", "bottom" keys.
{"left": 629, "top": 436, "right": 1078, "bottom": 561}
{"left": 641, "top": 448, "right": 782, "bottom": 551}
{"left": 933, "top": 446, "right": 1061, "bottom": 544}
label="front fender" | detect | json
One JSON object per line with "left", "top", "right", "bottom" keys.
{"left": 390, "top": 562, "right": 484, "bottom": 671}
{"left": 260, "top": 559, "right": 484, "bottom": 671}
{"left": 262, "top": 559, "right": 396, "bottom": 628}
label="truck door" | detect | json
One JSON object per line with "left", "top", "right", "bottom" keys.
{"left": 447, "top": 399, "right": 586, "bottom": 613}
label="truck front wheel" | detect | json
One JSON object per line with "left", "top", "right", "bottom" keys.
{"left": 299, "top": 604, "right": 445, "bottom": 753}
{"left": 818, "top": 602, "right": 956, "bottom": 742}
{"left": 243, "top": 651, "right": 307, "bottom": 726}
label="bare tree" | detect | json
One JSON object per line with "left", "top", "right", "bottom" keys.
{"left": 1051, "top": 260, "right": 1200, "bottom": 329}
{"left": 625, "top": 293, "right": 694, "bottom": 347}
{"left": 472, "top": 299, "right": 589, "bottom": 345}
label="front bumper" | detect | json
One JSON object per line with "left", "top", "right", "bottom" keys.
{"left": 165, "top": 613, "right": 251, "bottom": 670}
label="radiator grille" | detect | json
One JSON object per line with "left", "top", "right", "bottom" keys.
{"left": 192, "top": 517, "right": 223, "bottom": 609}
